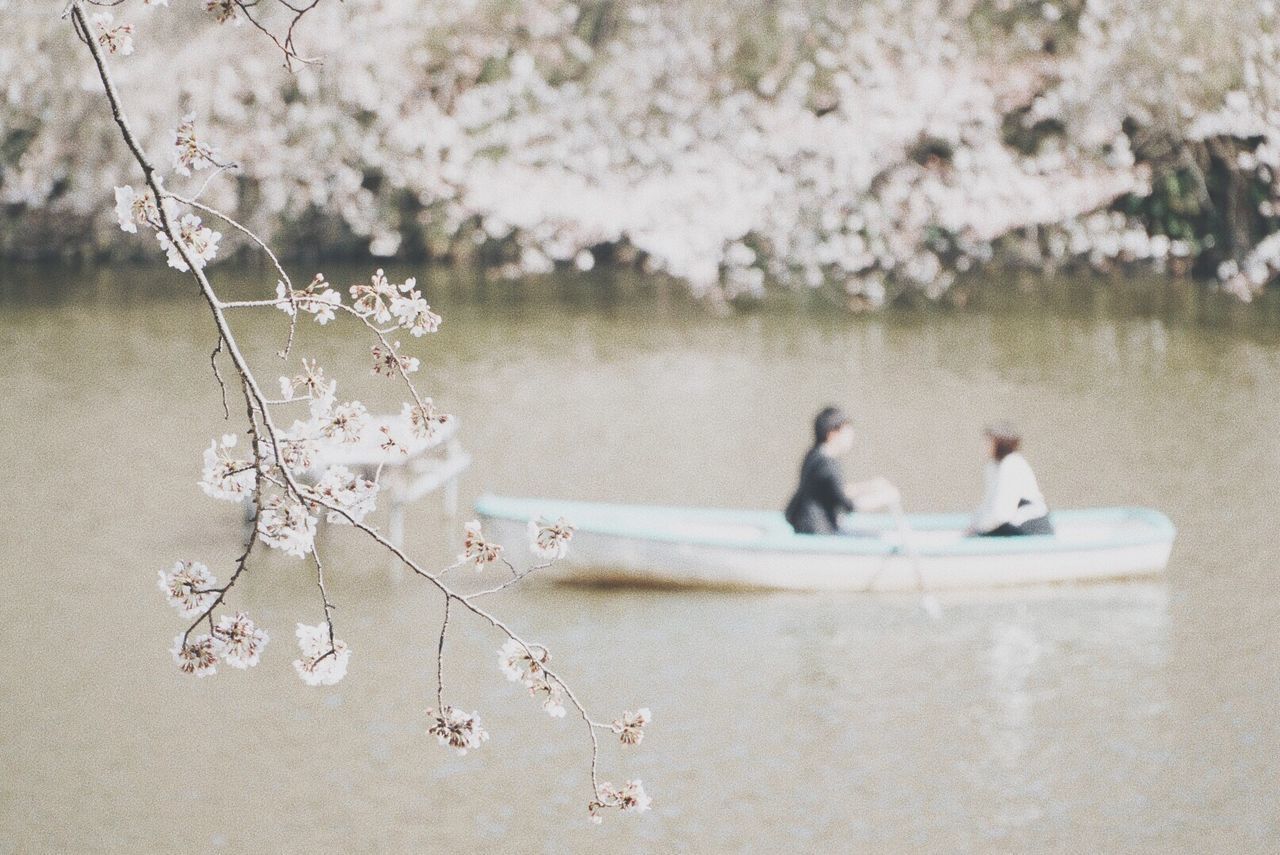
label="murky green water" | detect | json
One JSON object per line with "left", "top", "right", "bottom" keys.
{"left": 1, "top": 264, "right": 1277, "bottom": 852}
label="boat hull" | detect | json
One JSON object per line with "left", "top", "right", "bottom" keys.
{"left": 477, "top": 496, "right": 1175, "bottom": 592}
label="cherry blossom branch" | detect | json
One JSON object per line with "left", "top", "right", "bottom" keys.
{"left": 215, "top": 287, "right": 440, "bottom": 422}
{"left": 72, "top": 0, "right": 649, "bottom": 820}
{"left": 170, "top": 194, "right": 294, "bottom": 291}
{"left": 180, "top": 383, "right": 263, "bottom": 647}
{"left": 194, "top": 283, "right": 435, "bottom": 435}
{"left": 70, "top": 4, "right": 296, "bottom": 485}
{"left": 165, "top": 192, "right": 303, "bottom": 358}
{"left": 259, "top": 466, "right": 607, "bottom": 788}
{"left": 209, "top": 0, "right": 325, "bottom": 70}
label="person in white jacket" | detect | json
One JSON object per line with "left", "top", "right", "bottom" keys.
{"left": 967, "top": 423, "right": 1053, "bottom": 537}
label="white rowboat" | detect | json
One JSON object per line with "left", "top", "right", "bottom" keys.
{"left": 475, "top": 495, "right": 1176, "bottom": 592}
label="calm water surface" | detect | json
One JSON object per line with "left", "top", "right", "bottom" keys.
{"left": 1, "top": 265, "right": 1277, "bottom": 852}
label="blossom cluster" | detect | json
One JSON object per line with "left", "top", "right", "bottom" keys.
{"left": 211, "top": 611, "right": 270, "bottom": 669}
{"left": 157, "top": 559, "right": 218, "bottom": 618}
{"left": 91, "top": 12, "right": 134, "bottom": 57}
{"left": 426, "top": 706, "right": 490, "bottom": 755}
{"left": 171, "top": 113, "right": 221, "bottom": 176}
{"left": 162, "top": 559, "right": 269, "bottom": 678}
{"left": 107, "top": 111, "right": 225, "bottom": 272}
{"left": 371, "top": 342, "right": 420, "bottom": 377}
{"left": 258, "top": 494, "right": 317, "bottom": 558}
{"left": 307, "top": 465, "right": 379, "bottom": 525}
{"left": 528, "top": 517, "right": 574, "bottom": 560}
{"left": 199, "top": 434, "right": 256, "bottom": 501}
{"left": 277, "top": 274, "right": 341, "bottom": 325}
{"left": 611, "top": 708, "right": 652, "bottom": 747}
{"left": 459, "top": 520, "right": 503, "bottom": 570}
{"left": 350, "top": 269, "right": 442, "bottom": 336}
{"left": 403, "top": 400, "right": 448, "bottom": 444}
{"left": 499, "top": 638, "right": 566, "bottom": 718}
{"left": 589, "top": 780, "right": 652, "bottom": 823}
{"left": 293, "top": 621, "right": 351, "bottom": 686}
{"left": 171, "top": 617, "right": 269, "bottom": 676}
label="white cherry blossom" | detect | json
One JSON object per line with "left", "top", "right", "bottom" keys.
{"left": 276, "top": 274, "right": 341, "bottom": 325}
{"left": 375, "top": 422, "right": 411, "bottom": 456}
{"left": 258, "top": 495, "right": 317, "bottom": 558}
{"left": 203, "top": 0, "right": 241, "bottom": 26}
{"left": 319, "top": 401, "right": 369, "bottom": 445}
{"left": 157, "top": 560, "right": 218, "bottom": 618}
{"left": 402, "top": 400, "right": 448, "bottom": 443}
{"left": 349, "top": 269, "right": 398, "bottom": 323}
{"left": 308, "top": 465, "right": 378, "bottom": 524}
{"left": 371, "top": 342, "right": 419, "bottom": 377}
{"left": 211, "top": 612, "right": 269, "bottom": 669}
{"left": 171, "top": 633, "right": 218, "bottom": 677}
{"left": 113, "top": 185, "right": 158, "bottom": 233}
{"left": 459, "top": 520, "right": 503, "bottom": 570}
{"left": 528, "top": 517, "right": 575, "bottom": 560}
{"left": 199, "top": 434, "right": 255, "bottom": 501}
{"left": 496, "top": 638, "right": 565, "bottom": 716}
{"left": 427, "top": 706, "right": 490, "bottom": 755}
{"left": 262, "top": 421, "right": 320, "bottom": 475}
{"left": 293, "top": 622, "right": 350, "bottom": 686}
{"left": 498, "top": 638, "right": 550, "bottom": 684}
{"left": 389, "top": 279, "right": 442, "bottom": 336}
{"left": 91, "top": 12, "right": 134, "bottom": 56}
{"left": 611, "top": 707, "right": 652, "bottom": 746}
{"left": 528, "top": 678, "right": 567, "bottom": 718}
{"left": 171, "top": 114, "right": 221, "bottom": 176}
{"left": 20, "top": 0, "right": 1280, "bottom": 299}
{"left": 278, "top": 358, "right": 336, "bottom": 411}
{"left": 616, "top": 780, "right": 652, "bottom": 813}
{"left": 589, "top": 780, "right": 652, "bottom": 823}
{"left": 156, "top": 213, "right": 221, "bottom": 272}
{"left": 61, "top": 0, "right": 657, "bottom": 818}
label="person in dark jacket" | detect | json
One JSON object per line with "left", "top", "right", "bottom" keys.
{"left": 784, "top": 406, "right": 899, "bottom": 535}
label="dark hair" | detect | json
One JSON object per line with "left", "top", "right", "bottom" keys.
{"left": 813, "top": 406, "right": 851, "bottom": 446}
{"left": 991, "top": 435, "right": 1021, "bottom": 460}
{"left": 985, "top": 422, "right": 1022, "bottom": 461}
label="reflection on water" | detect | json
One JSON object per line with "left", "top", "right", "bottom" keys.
{"left": 987, "top": 621, "right": 1040, "bottom": 773}
{"left": 0, "top": 264, "right": 1277, "bottom": 852}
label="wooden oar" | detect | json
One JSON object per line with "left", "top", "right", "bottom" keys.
{"left": 890, "top": 499, "right": 943, "bottom": 620}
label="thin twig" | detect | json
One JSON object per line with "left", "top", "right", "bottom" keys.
{"left": 211, "top": 335, "right": 230, "bottom": 419}
{"left": 312, "top": 547, "right": 337, "bottom": 646}
{"left": 469, "top": 559, "right": 554, "bottom": 598}
{"left": 436, "top": 595, "right": 450, "bottom": 709}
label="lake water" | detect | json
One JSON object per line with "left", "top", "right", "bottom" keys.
{"left": 1, "top": 264, "right": 1277, "bottom": 852}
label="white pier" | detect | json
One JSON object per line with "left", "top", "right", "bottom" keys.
{"left": 313, "top": 413, "right": 471, "bottom": 546}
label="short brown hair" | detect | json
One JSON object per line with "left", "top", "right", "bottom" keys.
{"left": 985, "top": 422, "right": 1021, "bottom": 461}
{"left": 991, "top": 434, "right": 1021, "bottom": 461}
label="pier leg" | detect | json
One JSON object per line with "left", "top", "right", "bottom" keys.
{"left": 389, "top": 500, "right": 404, "bottom": 548}
{"left": 444, "top": 476, "right": 459, "bottom": 517}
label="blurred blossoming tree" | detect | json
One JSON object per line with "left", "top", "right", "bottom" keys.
{"left": 5, "top": 0, "right": 1279, "bottom": 303}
